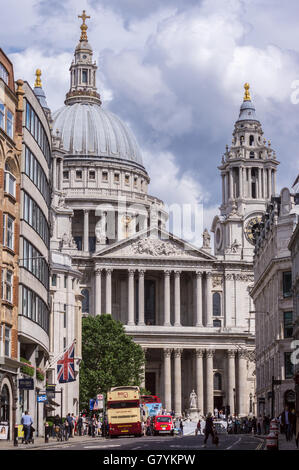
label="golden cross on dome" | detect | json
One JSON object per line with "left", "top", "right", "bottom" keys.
{"left": 78, "top": 10, "right": 90, "bottom": 41}
{"left": 243, "top": 82, "right": 251, "bottom": 101}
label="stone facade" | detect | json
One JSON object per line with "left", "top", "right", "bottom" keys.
{"left": 47, "top": 18, "right": 281, "bottom": 419}
{"left": 251, "top": 187, "right": 299, "bottom": 417}
{"left": 0, "top": 48, "right": 22, "bottom": 440}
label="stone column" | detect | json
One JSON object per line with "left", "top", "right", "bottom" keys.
{"left": 221, "top": 174, "right": 225, "bottom": 204}
{"left": 195, "top": 349, "right": 204, "bottom": 413}
{"left": 239, "top": 166, "right": 243, "bottom": 198}
{"left": 174, "top": 349, "right": 182, "bottom": 416}
{"left": 52, "top": 157, "right": 57, "bottom": 190}
{"left": 138, "top": 270, "right": 145, "bottom": 326}
{"left": 227, "top": 349, "right": 236, "bottom": 415}
{"left": 238, "top": 351, "right": 248, "bottom": 416}
{"left": 163, "top": 348, "right": 172, "bottom": 412}
{"left": 229, "top": 169, "right": 234, "bottom": 199}
{"left": 164, "top": 271, "right": 171, "bottom": 326}
{"left": 83, "top": 209, "right": 89, "bottom": 253}
{"left": 141, "top": 348, "right": 147, "bottom": 389}
{"left": 195, "top": 272, "right": 203, "bottom": 327}
{"left": 273, "top": 169, "right": 276, "bottom": 195}
{"left": 95, "top": 268, "right": 102, "bottom": 315}
{"left": 128, "top": 269, "right": 135, "bottom": 326}
{"left": 206, "top": 349, "right": 215, "bottom": 414}
{"left": 206, "top": 273, "right": 213, "bottom": 327}
{"left": 59, "top": 158, "right": 63, "bottom": 190}
{"left": 174, "top": 271, "right": 181, "bottom": 327}
{"left": 258, "top": 167, "right": 262, "bottom": 199}
{"left": 105, "top": 268, "right": 112, "bottom": 315}
{"left": 249, "top": 168, "right": 252, "bottom": 198}
{"left": 268, "top": 168, "right": 272, "bottom": 198}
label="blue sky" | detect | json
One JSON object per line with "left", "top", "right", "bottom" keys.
{"left": 1, "top": 0, "right": 299, "bottom": 243}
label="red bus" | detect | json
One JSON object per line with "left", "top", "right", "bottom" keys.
{"left": 141, "top": 395, "right": 161, "bottom": 404}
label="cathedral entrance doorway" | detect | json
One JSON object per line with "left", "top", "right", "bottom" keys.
{"left": 145, "top": 372, "right": 156, "bottom": 396}
{"left": 214, "top": 396, "right": 223, "bottom": 412}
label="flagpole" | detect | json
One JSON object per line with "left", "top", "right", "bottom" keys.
{"left": 45, "top": 339, "right": 77, "bottom": 370}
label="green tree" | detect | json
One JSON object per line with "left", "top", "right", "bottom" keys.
{"left": 79, "top": 314, "right": 145, "bottom": 410}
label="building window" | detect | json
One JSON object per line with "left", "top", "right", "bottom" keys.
{"left": 82, "top": 69, "right": 88, "bottom": 83}
{"left": 52, "top": 274, "right": 57, "bottom": 287}
{"left": 24, "top": 146, "right": 50, "bottom": 206}
{"left": 23, "top": 191, "right": 50, "bottom": 247}
{"left": 4, "top": 162, "right": 16, "bottom": 197}
{"left": 214, "top": 373, "right": 222, "bottom": 390}
{"left": 102, "top": 171, "right": 108, "bottom": 182}
{"left": 63, "top": 304, "right": 67, "bottom": 328}
{"left": 4, "top": 326, "right": 11, "bottom": 357}
{"left": 249, "top": 135, "right": 254, "bottom": 146}
{"left": 89, "top": 236, "right": 96, "bottom": 253}
{"left": 76, "top": 170, "right": 82, "bottom": 179}
{"left": 284, "top": 352, "right": 294, "bottom": 379}
{"left": 3, "top": 214, "right": 14, "bottom": 251}
{"left": 6, "top": 110, "right": 13, "bottom": 139}
{"left": 114, "top": 173, "right": 120, "bottom": 183}
{"left": 283, "top": 311, "right": 293, "bottom": 338}
{"left": 63, "top": 171, "right": 69, "bottom": 180}
{"left": 25, "top": 101, "right": 51, "bottom": 168}
{"left": 1, "top": 269, "right": 13, "bottom": 303}
{"left": 249, "top": 151, "right": 255, "bottom": 159}
{"left": 283, "top": 272, "right": 292, "bottom": 298}
{"left": 22, "top": 238, "right": 49, "bottom": 288}
{"left": 21, "top": 285, "right": 49, "bottom": 333}
{"left": 64, "top": 275, "right": 67, "bottom": 288}
{"left": 81, "top": 289, "right": 90, "bottom": 313}
{"left": 0, "top": 63, "right": 9, "bottom": 84}
{"left": 74, "top": 236, "right": 82, "bottom": 250}
{"left": 134, "top": 176, "right": 138, "bottom": 187}
{"left": 0, "top": 100, "right": 5, "bottom": 130}
{"left": 89, "top": 171, "right": 95, "bottom": 180}
{"left": 213, "top": 319, "right": 221, "bottom": 328}
{"left": 125, "top": 174, "right": 130, "bottom": 185}
{"left": 213, "top": 292, "right": 221, "bottom": 316}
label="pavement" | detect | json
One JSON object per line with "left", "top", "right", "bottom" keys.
{"left": 0, "top": 434, "right": 104, "bottom": 450}
{"left": 277, "top": 433, "right": 298, "bottom": 451}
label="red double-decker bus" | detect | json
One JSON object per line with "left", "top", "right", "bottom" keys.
{"left": 141, "top": 395, "right": 161, "bottom": 404}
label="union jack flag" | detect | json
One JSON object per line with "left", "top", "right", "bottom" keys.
{"left": 57, "top": 342, "right": 75, "bottom": 383}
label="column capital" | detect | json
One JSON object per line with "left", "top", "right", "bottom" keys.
{"left": 206, "top": 271, "right": 214, "bottom": 279}
{"left": 206, "top": 349, "right": 215, "bottom": 357}
{"left": 138, "top": 269, "right": 145, "bottom": 277}
{"left": 195, "top": 348, "right": 204, "bottom": 358}
{"left": 95, "top": 268, "right": 103, "bottom": 276}
{"left": 164, "top": 270, "right": 171, "bottom": 277}
{"left": 195, "top": 271, "right": 203, "bottom": 278}
{"left": 174, "top": 270, "right": 181, "bottom": 277}
{"left": 227, "top": 349, "right": 236, "bottom": 358}
{"left": 128, "top": 268, "right": 135, "bottom": 276}
{"left": 238, "top": 349, "right": 248, "bottom": 359}
{"left": 174, "top": 348, "right": 183, "bottom": 358}
{"left": 83, "top": 208, "right": 89, "bottom": 214}
{"left": 106, "top": 268, "right": 113, "bottom": 275}
{"left": 163, "top": 348, "right": 173, "bottom": 358}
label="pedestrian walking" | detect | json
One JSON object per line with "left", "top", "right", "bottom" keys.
{"left": 280, "top": 407, "right": 292, "bottom": 441}
{"left": 195, "top": 418, "right": 201, "bottom": 436}
{"left": 203, "top": 413, "right": 215, "bottom": 446}
{"left": 66, "top": 413, "right": 73, "bottom": 438}
{"left": 21, "top": 411, "right": 33, "bottom": 444}
{"left": 179, "top": 419, "right": 184, "bottom": 436}
{"left": 77, "top": 415, "right": 83, "bottom": 436}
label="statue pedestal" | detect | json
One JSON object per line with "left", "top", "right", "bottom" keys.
{"left": 188, "top": 408, "right": 199, "bottom": 421}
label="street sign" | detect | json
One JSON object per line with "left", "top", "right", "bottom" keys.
{"left": 18, "top": 378, "right": 34, "bottom": 390}
{"left": 37, "top": 394, "right": 48, "bottom": 403}
{"left": 97, "top": 394, "right": 104, "bottom": 409}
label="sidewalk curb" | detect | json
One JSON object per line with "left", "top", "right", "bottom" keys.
{"left": 0, "top": 436, "right": 107, "bottom": 450}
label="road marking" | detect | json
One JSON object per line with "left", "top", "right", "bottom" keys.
{"left": 84, "top": 444, "right": 121, "bottom": 449}
{"left": 226, "top": 437, "right": 241, "bottom": 449}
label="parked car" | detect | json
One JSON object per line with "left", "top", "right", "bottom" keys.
{"left": 153, "top": 415, "right": 174, "bottom": 436}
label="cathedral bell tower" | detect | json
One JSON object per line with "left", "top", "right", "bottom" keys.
{"left": 65, "top": 10, "right": 102, "bottom": 106}
{"left": 211, "top": 83, "right": 279, "bottom": 261}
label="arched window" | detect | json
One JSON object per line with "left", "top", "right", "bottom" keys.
{"left": 214, "top": 373, "right": 222, "bottom": 391}
{"left": 213, "top": 292, "right": 221, "bottom": 316}
{"left": 4, "top": 161, "right": 16, "bottom": 197}
{"left": 249, "top": 135, "right": 254, "bottom": 146}
{"left": 249, "top": 151, "right": 255, "bottom": 159}
{"left": 81, "top": 289, "right": 89, "bottom": 313}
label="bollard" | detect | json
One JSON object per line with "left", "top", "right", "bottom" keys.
{"left": 266, "top": 431, "right": 278, "bottom": 451}
{"left": 45, "top": 423, "right": 49, "bottom": 443}
{"left": 14, "top": 425, "right": 18, "bottom": 447}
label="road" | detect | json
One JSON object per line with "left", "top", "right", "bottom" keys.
{"left": 31, "top": 433, "right": 266, "bottom": 451}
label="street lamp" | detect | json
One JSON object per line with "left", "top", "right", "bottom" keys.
{"left": 233, "top": 387, "right": 237, "bottom": 416}
{"left": 249, "top": 393, "right": 253, "bottom": 413}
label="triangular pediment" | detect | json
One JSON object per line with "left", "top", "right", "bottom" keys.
{"left": 93, "top": 228, "right": 215, "bottom": 260}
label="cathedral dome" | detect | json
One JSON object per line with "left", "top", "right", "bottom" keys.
{"left": 52, "top": 103, "right": 144, "bottom": 167}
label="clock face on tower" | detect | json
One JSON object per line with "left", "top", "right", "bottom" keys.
{"left": 244, "top": 216, "right": 262, "bottom": 245}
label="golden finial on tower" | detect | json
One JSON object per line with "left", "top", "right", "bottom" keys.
{"left": 78, "top": 10, "right": 90, "bottom": 41}
{"left": 34, "top": 69, "right": 42, "bottom": 88}
{"left": 244, "top": 82, "right": 251, "bottom": 101}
